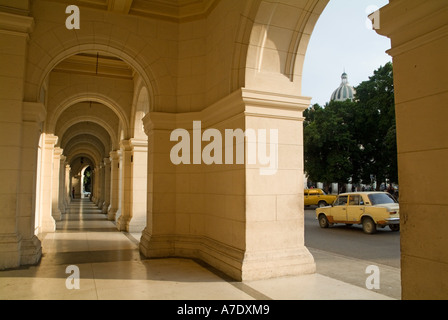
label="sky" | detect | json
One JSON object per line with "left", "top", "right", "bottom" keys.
{"left": 301, "top": 0, "right": 392, "bottom": 106}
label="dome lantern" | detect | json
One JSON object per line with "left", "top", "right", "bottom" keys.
{"left": 331, "top": 72, "right": 356, "bottom": 102}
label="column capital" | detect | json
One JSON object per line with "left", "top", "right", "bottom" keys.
{"left": 110, "top": 150, "right": 120, "bottom": 161}
{"left": 120, "top": 140, "right": 133, "bottom": 151}
{"left": 53, "top": 147, "right": 63, "bottom": 157}
{"left": 103, "top": 158, "right": 111, "bottom": 165}
{"left": 44, "top": 134, "right": 58, "bottom": 147}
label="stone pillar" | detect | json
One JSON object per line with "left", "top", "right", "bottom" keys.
{"left": 139, "top": 114, "right": 176, "bottom": 260}
{"left": 91, "top": 167, "right": 97, "bottom": 203}
{"left": 139, "top": 89, "right": 315, "bottom": 281}
{"left": 375, "top": 0, "right": 448, "bottom": 299}
{"left": 0, "top": 10, "right": 34, "bottom": 269}
{"left": 117, "top": 140, "right": 133, "bottom": 231}
{"left": 65, "top": 164, "right": 71, "bottom": 206}
{"left": 59, "top": 156, "right": 67, "bottom": 213}
{"left": 102, "top": 158, "right": 111, "bottom": 214}
{"left": 51, "top": 147, "right": 63, "bottom": 221}
{"left": 94, "top": 165, "right": 101, "bottom": 205}
{"left": 108, "top": 151, "right": 120, "bottom": 221}
{"left": 129, "top": 138, "right": 148, "bottom": 233}
{"left": 17, "top": 102, "right": 46, "bottom": 266}
{"left": 96, "top": 163, "right": 104, "bottom": 208}
{"left": 40, "top": 134, "right": 58, "bottom": 233}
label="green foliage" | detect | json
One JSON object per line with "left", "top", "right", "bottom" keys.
{"left": 304, "top": 62, "right": 397, "bottom": 187}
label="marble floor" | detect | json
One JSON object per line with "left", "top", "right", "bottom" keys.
{"left": 0, "top": 198, "right": 395, "bottom": 300}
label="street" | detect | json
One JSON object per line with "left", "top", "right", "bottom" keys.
{"left": 304, "top": 208, "right": 402, "bottom": 299}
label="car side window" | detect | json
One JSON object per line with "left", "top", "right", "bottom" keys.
{"left": 349, "top": 195, "right": 361, "bottom": 206}
{"left": 334, "top": 196, "right": 348, "bottom": 206}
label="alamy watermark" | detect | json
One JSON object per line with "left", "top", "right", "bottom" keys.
{"left": 65, "top": 5, "right": 80, "bottom": 30}
{"left": 365, "top": 265, "right": 380, "bottom": 290}
{"left": 65, "top": 265, "right": 80, "bottom": 290}
{"left": 170, "top": 121, "right": 278, "bottom": 176}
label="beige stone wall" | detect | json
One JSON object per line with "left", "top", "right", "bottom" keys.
{"left": 376, "top": 0, "right": 448, "bottom": 299}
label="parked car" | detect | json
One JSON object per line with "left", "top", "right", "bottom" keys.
{"left": 304, "top": 189, "right": 337, "bottom": 208}
{"left": 315, "top": 192, "right": 400, "bottom": 234}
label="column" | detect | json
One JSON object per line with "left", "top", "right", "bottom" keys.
{"left": 40, "top": 134, "right": 58, "bottom": 233}
{"left": 0, "top": 10, "right": 34, "bottom": 269}
{"left": 17, "top": 102, "right": 46, "bottom": 266}
{"left": 51, "top": 147, "right": 63, "bottom": 221}
{"left": 376, "top": 0, "right": 448, "bottom": 299}
{"left": 108, "top": 151, "right": 120, "bottom": 221}
{"left": 117, "top": 140, "right": 133, "bottom": 231}
{"left": 58, "top": 155, "right": 67, "bottom": 213}
{"left": 102, "top": 158, "right": 111, "bottom": 214}
{"left": 65, "top": 164, "right": 71, "bottom": 206}
{"left": 139, "top": 89, "right": 315, "bottom": 281}
{"left": 129, "top": 138, "right": 148, "bottom": 233}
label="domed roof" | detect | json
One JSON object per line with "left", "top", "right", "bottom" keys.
{"left": 330, "top": 72, "right": 356, "bottom": 102}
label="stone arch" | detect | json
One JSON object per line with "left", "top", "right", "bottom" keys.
{"left": 48, "top": 94, "right": 128, "bottom": 143}
{"left": 130, "top": 84, "right": 150, "bottom": 140}
{"left": 25, "top": 0, "right": 176, "bottom": 112}
{"left": 60, "top": 123, "right": 112, "bottom": 155}
{"left": 64, "top": 135, "right": 107, "bottom": 159}
{"left": 67, "top": 148, "right": 102, "bottom": 169}
{"left": 57, "top": 117, "right": 118, "bottom": 151}
{"left": 241, "top": 0, "right": 328, "bottom": 95}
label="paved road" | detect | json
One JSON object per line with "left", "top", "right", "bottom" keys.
{"left": 304, "top": 208, "right": 402, "bottom": 299}
{"left": 304, "top": 208, "right": 401, "bottom": 268}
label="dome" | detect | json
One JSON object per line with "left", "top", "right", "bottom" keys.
{"left": 330, "top": 72, "right": 356, "bottom": 102}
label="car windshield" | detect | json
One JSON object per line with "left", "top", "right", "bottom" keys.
{"left": 368, "top": 193, "right": 398, "bottom": 205}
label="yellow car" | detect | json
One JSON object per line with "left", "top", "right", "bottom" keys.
{"left": 304, "top": 189, "right": 337, "bottom": 208}
{"left": 315, "top": 192, "right": 400, "bottom": 234}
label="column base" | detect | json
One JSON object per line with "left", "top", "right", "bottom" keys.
{"left": 139, "top": 230, "right": 316, "bottom": 281}
{"left": 240, "top": 247, "right": 316, "bottom": 281}
{"left": 19, "top": 235, "right": 42, "bottom": 266}
{"left": 0, "top": 234, "right": 21, "bottom": 270}
{"left": 107, "top": 207, "right": 117, "bottom": 221}
{"left": 116, "top": 215, "right": 130, "bottom": 232}
{"left": 101, "top": 202, "right": 109, "bottom": 214}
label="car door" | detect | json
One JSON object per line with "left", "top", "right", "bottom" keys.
{"left": 331, "top": 195, "right": 348, "bottom": 222}
{"left": 304, "top": 190, "right": 309, "bottom": 205}
{"left": 347, "top": 194, "right": 364, "bottom": 223}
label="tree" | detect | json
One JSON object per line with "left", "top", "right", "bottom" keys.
{"left": 355, "top": 62, "right": 397, "bottom": 186}
{"left": 304, "top": 62, "right": 397, "bottom": 189}
{"left": 304, "top": 100, "right": 360, "bottom": 188}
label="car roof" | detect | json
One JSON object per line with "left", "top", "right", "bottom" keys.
{"left": 337, "top": 192, "right": 387, "bottom": 196}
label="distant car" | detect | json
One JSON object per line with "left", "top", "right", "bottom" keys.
{"left": 304, "top": 189, "right": 337, "bottom": 208}
{"left": 315, "top": 192, "right": 400, "bottom": 234}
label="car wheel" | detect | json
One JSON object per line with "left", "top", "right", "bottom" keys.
{"left": 318, "top": 214, "right": 329, "bottom": 228}
{"left": 389, "top": 224, "right": 400, "bottom": 232}
{"left": 362, "top": 217, "right": 377, "bottom": 234}
{"left": 318, "top": 201, "right": 328, "bottom": 208}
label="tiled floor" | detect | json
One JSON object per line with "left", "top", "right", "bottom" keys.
{"left": 0, "top": 198, "right": 395, "bottom": 300}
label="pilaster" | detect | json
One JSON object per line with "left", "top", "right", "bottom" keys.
{"left": 116, "top": 140, "right": 133, "bottom": 231}
{"left": 108, "top": 151, "right": 120, "bottom": 221}
{"left": 52, "top": 147, "right": 63, "bottom": 221}
{"left": 102, "top": 158, "right": 111, "bottom": 214}
{"left": 40, "top": 134, "right": 58, "bottom": 233}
